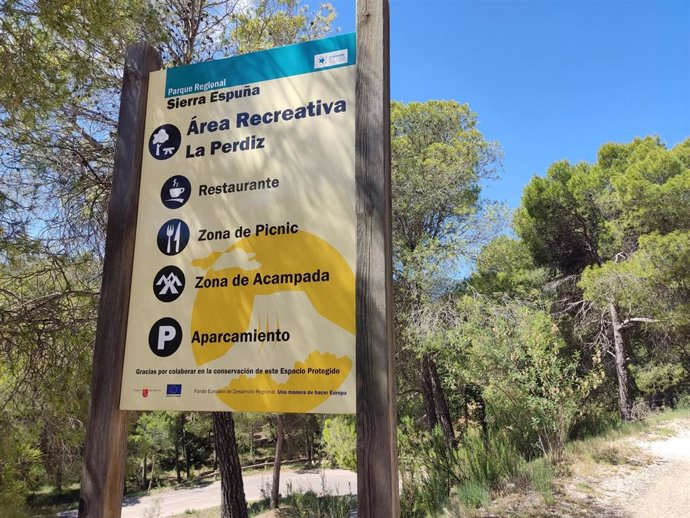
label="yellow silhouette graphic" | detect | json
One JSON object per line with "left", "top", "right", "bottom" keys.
{"left": 191, "top": 231, "right": 355, "bottom": 412}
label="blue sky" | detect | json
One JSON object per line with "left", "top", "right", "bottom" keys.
{"left": 328, "top": 0, "right": 690, "bottom": 208}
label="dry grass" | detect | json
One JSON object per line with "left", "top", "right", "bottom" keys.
{"left": 456, "top": 410, "right": 690, "bottom": 517}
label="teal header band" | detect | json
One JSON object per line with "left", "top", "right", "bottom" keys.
{"left": 164, "top": 33, "right": 356, "bottom": 98}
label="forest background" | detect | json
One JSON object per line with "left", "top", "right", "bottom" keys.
{"left": 1, "top": 1, "right": 689, "bottom": 517}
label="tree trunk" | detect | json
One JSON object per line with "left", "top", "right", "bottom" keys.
{"left": 250, "top": 423, "right": 256, "bottom": 461}
{"left": 425, "top": 356, "right": 457, "bottom": 447}
{"left": 212, "top": 412, "right": 248, "bottom": 518}
{"left": 421, "top": 356, "right": 438, "bottom": 430}
{"left": 148, "top": 453, "right": 155, "bottom": 492}
{"left": 184, "top": 437, "right": 191, "bottom": 480}
{"left": 211, "top": 426, "right": 218, "bottom": 471}
{"left": 465, "top": 384, "right": 488, "bottom": 445}
{"left": 55, "top": 466, "right": 63, "bottom": 494}
{"left": 476, "top": 388, "right": 489, "bottom": 451}
{"left": 175, "top": 435, "right": 182, "bottom": 484}
{"left": 609, "top": 303, "right": 635, "bottom": 420}
{"left": 271, "top": 414, "right": 285, "bottom": 509}
{"left": 303, "top": 416, "right": 313, "bottom": 467}
{"left": 141, "top": 451, "right": 148, "bottom": 491}
{"left": 175, "top": 412, "right": 185, "bottom": 483}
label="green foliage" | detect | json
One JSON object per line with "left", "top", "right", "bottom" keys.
{"left": 0, "top": 0, "right": 160, "bottom": 117}
{"left": 521, "top": 457, "right": 554, "bottom": 504}
{"left": 515, "top": 136, "right": 690, "bottom": 423}
{"left": 676, "top": 394, "right": 690, "bottom": 409}
{"left": 399, "top": 420, "right": 459, "bottom": 518}
{"left": 230, "top": 1, "right": 336, "bottom": 55}
{"left": 471, "top": 236, "right": 548, "bottom": 298}
{"left": 133, "top": 412, "right": 174, "bottom": 454}
{"left": 248, "top": 473, "right": 356, "bottom": 518}
{"left": 456, "top": 428, "right": 520, "bottom": 488}
{"left": 1, "top": 1, "right": 344, "bottom": 509}
{"left": 280, "top": 488, "right": 356, "bottom": 518}
{"left": 395, "top": 132, "right": 690, "bottom": 514}
{"left": 391, "top": 100, "right": 504, "bottom": 289}
{"left": 321, "top": 416, "right": 356, "bottom": 471}
{"left": 580, "top": 231, "right": 690, "bottom": 323}
{"left": 398, "top": 418, "right": 521, "bottom": 517}
{"left": 569, "top": 402, "right": 621, "bottom": 440}
{"left": 233, "top": 413, "right": 269, "bottom": 461}
{"left": 452, "top": 296, "right": 602, "bottom": 462}
{"left": 515, "top": 137, "right": 690, "bottom": 274}
{"left": 631, "top": 363, "right": 686, "bottom": 396}
{"left": 454, "top": 480, "right": 490, "bottom": 509}
{"left": 514, "top": 160, "right": 602, "bottom": 274}
{"left": 0, "top": 415, "right": 43, "bottom": 513}
{"left": 0, "top": 248, "right": 95, "bottom": 495}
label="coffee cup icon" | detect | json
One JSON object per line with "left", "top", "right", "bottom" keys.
{"left": 169, "top": 186, "right": 185, "bottom": 198}
{"left": 161, "top": 175, "right": 191, "bottom": 209}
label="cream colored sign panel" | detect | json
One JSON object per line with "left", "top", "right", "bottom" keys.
{"left": 120, "top": 34, "right": 356, "bottom": 413}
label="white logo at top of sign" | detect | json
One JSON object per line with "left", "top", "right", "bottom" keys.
{"left": 314, "top": 49, "right": 348, "bottom": 69}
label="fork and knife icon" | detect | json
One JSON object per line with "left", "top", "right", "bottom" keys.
{"left": 166, "top": 222, "right": 181, "bottom": 253}
{"left": 158, "top": 219, "right": 189, "bottom": 256}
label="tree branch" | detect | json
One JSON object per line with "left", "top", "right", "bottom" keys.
{"left": 618, "top": 317, "right": 659, "bottom": 331}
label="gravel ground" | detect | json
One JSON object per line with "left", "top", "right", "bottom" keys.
{"left": 598, "top": 419, "right": 690, "bottom": 518}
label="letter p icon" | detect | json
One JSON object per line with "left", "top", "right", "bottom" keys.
{"left": 158, "top": 325, "right": 177, "bottom": 350}
{"left": 148, "top": 318, "right": 183, "bottom": 357}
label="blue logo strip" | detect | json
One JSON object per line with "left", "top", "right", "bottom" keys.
{"left": 166, "top": 384, "right": 182, "bottom": 395}
{"left": 164, "top": 33, "right": 356, "bottom": 98}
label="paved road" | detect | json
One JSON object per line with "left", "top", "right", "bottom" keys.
{"left": 58, "top": 469, "right": 357, "bottom": 517}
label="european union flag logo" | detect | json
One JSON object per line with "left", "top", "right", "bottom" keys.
{"left": 166, "top": 384, "right": 182, "bottom": 396}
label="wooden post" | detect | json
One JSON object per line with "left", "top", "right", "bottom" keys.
{"left": 355, "top": 1, "right": 399, "bottom": 517}
{"left": 78, "top": 44, "right": 161, "bottom": 518}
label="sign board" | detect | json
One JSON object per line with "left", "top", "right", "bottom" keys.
{"left": 119, "top": 34, "right": 356, "bottom": 414}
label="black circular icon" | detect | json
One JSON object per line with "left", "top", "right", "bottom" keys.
{"left": 148, "top": 124, "right": 181, "bottom": 160}
{"left": 148, "top": 317, "right": 182, "bottom": 357}
{"left": 153, "top": 265, "right": 185, "bottom": 303}
{"left": 161, "top": 175, "right": 191, "bottom": 209}
{"left": 157, "top": 219, "right": 190, "bottom": 256}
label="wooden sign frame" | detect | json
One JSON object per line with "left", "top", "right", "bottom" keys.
{"left": 78, "top": 44, "right": 162, "bottom": 518}
{"left": 354, "top": 1, "right": 399, "bottom": 516}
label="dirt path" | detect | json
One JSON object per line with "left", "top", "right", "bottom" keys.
{"left": 601, "top": 420, "right": 690, "bottom": 518}
{"left": 480, "top": 416, "right": 690, "bottom": 517}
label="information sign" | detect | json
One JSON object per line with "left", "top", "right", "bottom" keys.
{"left": 119, "top": 34, "right": 356, "bottom": 413}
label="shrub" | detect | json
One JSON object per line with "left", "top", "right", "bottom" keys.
{"left": 398, "top": 418, "right": 461, "bottom": 518}
{"left": 521, "top": 458, "right": 554, "bottom": 504}
{"left": 455, "top": 480, "right": 490, "bottom": 508}
{"left": 456, "top": 427, "right": 520, "bottom": 488}
{"left": 321, "top": 416, "right": 356, "bottom": 470}
{"left": 282, "top": 487, "right": 356, "bottom": 518}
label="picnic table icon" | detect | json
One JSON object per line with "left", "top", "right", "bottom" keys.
{"left": 148, "top": 124, "right": 181, "bottom": 160}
